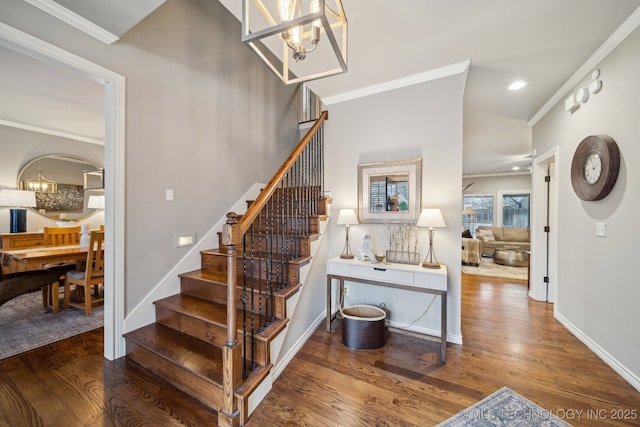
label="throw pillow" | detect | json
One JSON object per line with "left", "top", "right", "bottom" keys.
{"left": 477, "top": 229, "right": 495, "bottom": 242}
{"left": 462, "top": 229, "right": 473, "bottom": 238}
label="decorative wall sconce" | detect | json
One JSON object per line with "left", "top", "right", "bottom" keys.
{"left": 565, "top": 69, "right": 603, "bottom": 114}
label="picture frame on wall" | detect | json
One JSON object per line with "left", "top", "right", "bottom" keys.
{"left": 357, "top": 158, "right": 422, "bottom": 223}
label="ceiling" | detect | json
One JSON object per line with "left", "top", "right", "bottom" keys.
{"left": 2, "top": 0, "right": 640, "bottom": 175}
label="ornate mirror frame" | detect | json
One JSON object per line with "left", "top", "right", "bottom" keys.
{"left": 17, "top": 154, "right": 103, "bottom": 220}
{"left": 357, "top": 158, "right": 422, "bottom": 223}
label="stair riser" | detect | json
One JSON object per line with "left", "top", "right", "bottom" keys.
{"left": 180, "top": 277, "right": 289, "bottom": 319}
{"left": 126, "top": 341, "right": 223, "bottom": 412}
{"left": 250, "top": 217, "right": 320, "bottom": 234}
{"left": 218, "top": 235, "right": 312, "bottom": 258}
{"left": 155, "top": 306, "right": 270, "bottom": 366}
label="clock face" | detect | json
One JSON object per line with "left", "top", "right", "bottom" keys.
{"left": 570, "top": 135, "right": 620, "bottom": 201}
{"left": 583, "top": 151, "right": 602, "bottom": 184}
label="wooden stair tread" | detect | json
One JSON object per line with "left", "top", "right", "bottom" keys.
{"left": 125, "top": 323, "right": 224, "bottom": 385}
{"left": 156, "top": 294, "right": 290, "bottom": 339}
{"left": 201, "top": 248, "right": 312, "bottom": 265}
{"left": 179, "top": 270, "right": 302, "bottom": 299}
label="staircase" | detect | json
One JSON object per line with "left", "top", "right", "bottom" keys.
{"left": 124, "top": 112, "right": 329, "bottom": 427}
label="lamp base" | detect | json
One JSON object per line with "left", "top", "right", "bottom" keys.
{"left": 9, "top": 208, "right": 27, "bottom": 233}
{"left": 422, "top": 261, "right": 441, "bottom": 269}
{"left": 340, "top": 254, "right": 355, "bottom": 259}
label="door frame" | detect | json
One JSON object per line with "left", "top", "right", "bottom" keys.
{"left": 0, "top": 23, "right": 126, "bottom": 360}
{"left": 530, "top": 147, "right": 559, "bottom": 308}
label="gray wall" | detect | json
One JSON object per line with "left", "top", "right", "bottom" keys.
{"left": 316, "top": 74, "right": 466, "bottom": 343}
{"left": 0, "top": 0, "right": 299, "bottom": 313}
{"left": 532, "top": 26, "right": 640, "bottom": 386}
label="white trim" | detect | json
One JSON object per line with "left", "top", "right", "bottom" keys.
{"left": 529, "top": 147, "right": 559, "bottom": 303}
{"left": 23, "top": 0, "right": 119, "bottom": 45}
{"left": 272, "top": 312, "right": 325, "bottom": 379}
{"left": 0, "top": 118, "right": 104, "bottom": 145}
{"left": 555, "top": 312, "right": 640, "bottom": 392}
{"left": 322, "top": 60, "right": 471, "bottom": 105}
{"left": 0, "top": 22, "right": 126, "bottom": 360}
{"left": 528, "top": 6, "right": 640, "bottom": 126}
{"left": 463, "top": 171, "right": 531, "bottom": 179}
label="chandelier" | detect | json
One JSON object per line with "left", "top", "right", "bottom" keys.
{"left": 22, "top": 170, "right": 58, "bottom": 194}
{"left": 242, "top": 0, "right": 347, "bottom": 85}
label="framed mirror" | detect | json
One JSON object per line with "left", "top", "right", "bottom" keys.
{"left": 357, "top": 158, "right": 422, "bottom": 223}
{"left": 17, "top": 154, "right": 103, "bottom": 220}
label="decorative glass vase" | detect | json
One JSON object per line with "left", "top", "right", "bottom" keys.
{"left": 385, "top": 250, "right": 420, "bottom": 265}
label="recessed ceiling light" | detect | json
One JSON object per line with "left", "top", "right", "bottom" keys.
{"left": 512, "top": 166, "right": 520, "bottom": 171}
{"left": 508, "top": 81, "right": 528, "bottom": 91}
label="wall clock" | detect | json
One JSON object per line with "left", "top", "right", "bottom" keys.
{"left": 570, "top": 135, "right": 620, "bottom": 201}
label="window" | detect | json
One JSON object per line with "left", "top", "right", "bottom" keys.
{"left": 501, "top": 193, "right": 530, "bottom": 228}
{"left": 463, "top": 195, "right": 494, "bottom": 237}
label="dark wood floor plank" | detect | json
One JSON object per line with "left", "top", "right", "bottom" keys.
{"left": 1, "top": 273, "right": 639, "bottom": 426}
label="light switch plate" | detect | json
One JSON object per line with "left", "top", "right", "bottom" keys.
{"left": 596, "top": 223, "right": 606, "bottom": 237}
{"left": 166, "top": 189, "right": 174, "bottom": 201}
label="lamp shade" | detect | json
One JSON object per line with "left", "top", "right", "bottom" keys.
{"left": 462, "top": 206, "right": 477, "bottom": 215}
{"left": 88, "top": 195, "right": 105, "bottom": 209}
{"left": 336, "top": 209, "right": 358, "bottom": 225}
{"left": 416, "top": 208, "right": 446, "bottom": 228}
{"left": 0, "top": 189, "right": 37, "bottom": 208}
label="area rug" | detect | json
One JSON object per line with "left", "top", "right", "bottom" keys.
{"left": 0, "top": 290, "right": 103, "bottom": 359}
{"left": 437, "top": 387, "right": 572, "bottom": 426}
{"left": 462, "top": 257, "right": 528, "bottom": 281}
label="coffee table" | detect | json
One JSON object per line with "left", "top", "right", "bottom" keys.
{"left": 493, "top": 247, "right": 529, "bottom": 267}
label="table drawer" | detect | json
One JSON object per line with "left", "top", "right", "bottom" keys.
{"left": 327, "top": 261, "right": 350, "bottom": 276}
{"left": 349, "top": 265, "right": 413, "bottom": 285}
{"left": 414, "top": 271, "right": 447, "bottom": 291}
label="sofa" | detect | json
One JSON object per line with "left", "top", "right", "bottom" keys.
{"left": 475, "top": 226, "right": 530, "bottom": 257}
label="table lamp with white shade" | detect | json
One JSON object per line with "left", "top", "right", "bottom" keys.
{"left": 336, "top": 208, "right": 358, "bottom": 259}
{"left": 416, "top": 208, "right": 446, "bottom": 269}
{"left": 0, "top": 189, "right": 37, "bottom": 233}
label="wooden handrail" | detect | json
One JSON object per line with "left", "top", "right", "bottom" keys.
{"left": 222, "top": 111, "right": 328, "bottom": 246}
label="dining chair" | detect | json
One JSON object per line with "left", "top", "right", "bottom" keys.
{"left": 63, "top": 230, "right": 105, "bottom": 315}
{"left": 43, "top": 226, "right": 81, "bottom": 246}
{"left": 42, "top": 226, "right": 82, "bottom": 306}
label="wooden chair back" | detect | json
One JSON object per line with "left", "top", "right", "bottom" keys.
{"left": 63, "top": 230, "right": 105, "bottom": 315}
{"left": 44, "top": 226, "right": 81, "bottom": 247}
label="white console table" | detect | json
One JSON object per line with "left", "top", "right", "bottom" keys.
{"left": 326, "top": 257, "right": 448, "bottom": 363}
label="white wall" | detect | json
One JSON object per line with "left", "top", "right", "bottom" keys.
{"left": 0, "top": 0, "right": 299, "bottom": 313}
{"left": 315, "top": 74, "right": 466, "bottom": 344}
{"left": 532, "top": 25, "right": 640, "bottom": 389}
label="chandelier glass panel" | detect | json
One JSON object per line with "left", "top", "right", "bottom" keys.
{"left": 242, "top": 0, "right": 348, "bottom": 85}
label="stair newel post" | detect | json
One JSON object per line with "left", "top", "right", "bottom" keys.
{"left": 220, "top": 212, "right": 242, "bottom": 427}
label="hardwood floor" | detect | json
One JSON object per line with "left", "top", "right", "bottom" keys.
{"left": 1, "top": 273, "right": 638, "bottom": 426}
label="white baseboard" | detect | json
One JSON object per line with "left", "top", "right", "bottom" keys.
{"left": 555, "top": 312, "right": 640, "bottom": 392}
{"left": 386, "top": 320, "right": 463, "bottom": 345}
{"left": 123, "top": 183, "right": 265, "bottom": 334}
{"left": 272, "top": 311, "right": 325, "bottom": 379}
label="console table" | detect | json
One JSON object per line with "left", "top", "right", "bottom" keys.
{"left": 326, "top": 257, "right": 448, "bottom": 363}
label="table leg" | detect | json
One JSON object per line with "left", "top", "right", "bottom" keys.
{"left": 326, "top": 275, "right": 332, "bottom": 332}
{"left": 440, "top": 292, "right": 447, "bottom": 363}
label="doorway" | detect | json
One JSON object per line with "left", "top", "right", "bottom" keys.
{"left": 531, "top": 147, "right": 559, "bottom": 305}
{"left": 0, "top": 23, "right": 126, "bottom": 360}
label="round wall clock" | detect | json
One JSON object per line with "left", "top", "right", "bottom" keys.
{"left": 570, "top": 135, "right": 620, "bottom": 201}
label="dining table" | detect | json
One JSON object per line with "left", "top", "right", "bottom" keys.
{"left": 0, "top": 245, "right": 89, "bottom": 274}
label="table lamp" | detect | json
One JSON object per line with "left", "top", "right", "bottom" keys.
{"left": 0, "top": 189, "right": 37, "bottom": 233}
{"left": 416, "top": 208, "right": 446, "bottom": 269}
{"left": 336, "top": 209, "right": 358, "bottom": 259}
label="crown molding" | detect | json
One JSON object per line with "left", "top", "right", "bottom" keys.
{"left": 0, "top": 118, "right": 104, "bottom": 145}
{"left": 24, "top": 0, "right": 119, "bottom": 45}
{"left": 528, "top": 6, "right": 640, "bottom": 126}
{"left": 322, "top": 60, "right": 470, "bottom": 105}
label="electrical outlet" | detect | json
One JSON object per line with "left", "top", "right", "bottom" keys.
{"left": 344, "top": 286, "right": 348, "bottom": 295}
